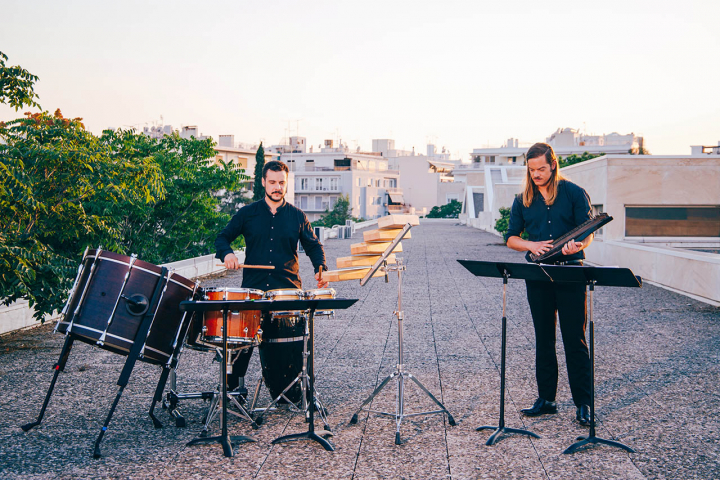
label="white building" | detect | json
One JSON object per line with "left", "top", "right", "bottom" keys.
{"left": 282, "top": 139, "right": 401, "bottom": 222}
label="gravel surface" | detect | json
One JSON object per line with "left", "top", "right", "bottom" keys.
{"left": 1, "top": 220, "right": 719, "bottom": 479}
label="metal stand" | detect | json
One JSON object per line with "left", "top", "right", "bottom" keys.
{"left": 254, "top": 312, "right": 332, "bottom": 434}
{"left": 476, "top": 272, "right": 540, "bottom": 444}
{"left": 271, "top": 310, "right": 335, "bottom": 451}
{"left": 350, "top": 259, "right": 456, "bottom": 445}
{"left": 563, "top": 282, "right": 635, "bottom": 454}
{"left": 186, "top": 308, "right": 256, "bottom": 457}
{"left": 198, "top": 346, "right": 259, "bottom": 436}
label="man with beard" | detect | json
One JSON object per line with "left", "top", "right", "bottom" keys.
{"left": 214, "top": 160, "right": 328, "bottom": 395}
{"left": 505, "top": 142, "right": 594, "bottom": 426}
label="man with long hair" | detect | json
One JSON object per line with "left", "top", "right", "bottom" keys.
{"left": 214, "top": 160, "right": 328, "bottom": 395}
{"left": 505, "top": 142, "right": 593, "bottom": 426}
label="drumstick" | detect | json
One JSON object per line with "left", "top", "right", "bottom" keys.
{"left": 216, "top": 264, "right": 275, "bottom": 270}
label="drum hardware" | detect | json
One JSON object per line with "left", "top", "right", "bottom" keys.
{"left": 252, "top": 311, "right": 333, "bottom": 436}
{"left": 55, "top": 246, "right": 89, "bottom": 333}
{"left": 350, "top": 224, "right": 456, "bottom": 445}
{"left": 121, "top": 294, "right": 150, "bottom": 316}
{"left": 23, "top": 249, "right": 197, "bottom": 458}
{"left": 97, "top": 254, "right": 138, "bottom": 346}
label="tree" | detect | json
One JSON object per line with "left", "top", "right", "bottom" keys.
{"left": 494, "top": 205, "right": 528, "bottom": 242}
{"left": 0, "top": 51, "right": 41, "bottom": 111}
{"left": 0, "top": 111, "right": 163, "bottom": 319}
{"left": 252, "top": 142, "right": 266, "bottom": 201}
{"left": 426, "top": 200, "right": 462, "bottom": 218}
{"left": 311, "top": 195, "right": 352, "bottom": 227}
{"left": 557, "top": 151, "right": 603, "bottom": 168}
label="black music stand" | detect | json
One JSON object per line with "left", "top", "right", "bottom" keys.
{"left": 539, "top": 265, "right": 642, "bottom": 454}
{"left": 457, "top": 259, "right": 551, "bottom": 445}
{"left": 180, "top": 298, "right": 357, "bottom": 454}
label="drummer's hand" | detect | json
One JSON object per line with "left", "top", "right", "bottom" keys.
{"left": 528, "top": 240, "right": 553, "bottom": 257}
{"left": 561, "top": 239, "right": 584, "bottom": 256}
{"left": 224, "top": 253, "right": 241, "bottom": 270}
{"left": 315, "top": 271, "right": 329, "bottom": 288}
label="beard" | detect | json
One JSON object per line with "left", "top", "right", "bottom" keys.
{"left": 265, "top": 190, "right": 285, "bottom": 202}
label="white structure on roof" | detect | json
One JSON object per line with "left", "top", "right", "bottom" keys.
{"left": 546, "top": 127, "right": 645, "bottom": 155}
{"left": 282, "top": 139, "right": 401, "bottom": 221}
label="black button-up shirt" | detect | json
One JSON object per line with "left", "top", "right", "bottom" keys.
{"left": 215, "top": 199, "right": 327, "bottom": 290}
{"left": 505, "top": 179, "right": 592, "bottom": 262}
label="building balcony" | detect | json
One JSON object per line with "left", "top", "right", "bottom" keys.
{"left": 295, "top": 187, "right": 343, "bottom": 193}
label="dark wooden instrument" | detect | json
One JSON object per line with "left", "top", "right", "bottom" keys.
{"left": 529, "top": 213, "right": 613, "bottom": 263}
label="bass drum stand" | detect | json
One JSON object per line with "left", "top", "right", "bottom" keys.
{"left": 350, "top": 259, "right": 456, "bottom": 445}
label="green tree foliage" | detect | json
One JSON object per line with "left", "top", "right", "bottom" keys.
{"left": 311, "top": 194, "right": 352, "bottom": 227}
{"left": 557, "top": 151, "right": 603, "bottom": 168}
{"left": 0, "top": 110, "right": 163, "bottom": 319}
{"left": 426, "top": 200, "right": 462, "bottom": 218}
{"left": 252, "top": 142, "right": 266, "bottom": 201}
{"left": 495, "top": 206, "right": 528, "bottom": 242}
{"left": 0, "top": 51, "right": 41, "bottom": 111}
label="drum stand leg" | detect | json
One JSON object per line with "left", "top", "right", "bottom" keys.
{"left": 187, "top": 309, "right": 257, "bottom": 457}
{"left": 271, "top": 310, "right": 335, "bottom": 451}
{"left": 349, "top": 264, "right": 456, "bottom": 445}
{"left": 21, "top": 335, "right": 75, "bottom": 432}
{"left": 477, "top": 274, "right": 540, "bottom": 445}
{"left": 149, "top": 366, "right": 171, "bottom": 429}
{"left": 93, "top": 267, "right": 169, "bottom": 459}
{"left": 254, "top": 314, "right": 332, "bottom": 436}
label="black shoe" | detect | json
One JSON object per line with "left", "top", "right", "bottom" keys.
{"left": 576, "top": 405, "right": 591, "bottom": 426}
{"left": 521, "top": 398, "right": 558, "bottom": 417}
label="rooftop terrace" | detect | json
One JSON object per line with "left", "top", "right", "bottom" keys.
{"left": 1, "top": 221, "right": 718, "bottom": 479}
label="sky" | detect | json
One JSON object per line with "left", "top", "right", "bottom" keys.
{"left": 2, "top": 0, "right": 719, "bottom": 160}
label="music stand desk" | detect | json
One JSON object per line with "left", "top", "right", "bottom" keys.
{"left": 538, "top": 265, "right": 641, "bottom": 454}
{"left": 457, "top": 260, "right": 551, "bottom": 446}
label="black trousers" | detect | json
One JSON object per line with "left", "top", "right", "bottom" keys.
{"left": 525, "top": 279, "right": 591, "bottom": 407}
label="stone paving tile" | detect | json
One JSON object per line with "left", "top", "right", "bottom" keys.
{"left": 1, "top": 221, "right": 719, "bottom": 479}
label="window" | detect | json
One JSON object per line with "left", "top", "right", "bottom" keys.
{"left": 305, "top": 159, "right": 315, "bottom": 171}
{"left": 446, "top": 193, "right": 460, "bottom": 204}
{"left": 357, "top": 177, "right": 361, "bottom": 187}
{"left": 299, "top": 196, "right": 308, "bottom": 209}
{"left": 367, "top": 178, "right": 372, "bottom": 187}
{"left": 329, "top": 177, "right": 339, "bottom": 190}
{"left": 315, "top": 196, "right": 323, "bottom": 210}
{"left": 334, "top": 158, "right": 351, "bottom": 170}
{"left": 625, "top": 206, "right": 720, "bottom": 237}
{"left": 486, "top": 155, "right": 496, "bottom": 163}
{"left": 329, "top": 196, "right": 338, "bottom": 209}
{"left": 376, "top": 179, "right": 381, "bottom": 187}
{"left": 299, "top": 177, "right": 309, "bottom": 190}
{"left": 592, "top": 205, "right": 605, "bottom": 236}
{"left": 315, "top": 177, "right": 324, "bottom": 191}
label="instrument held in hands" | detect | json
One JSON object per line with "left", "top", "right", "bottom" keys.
{"left": 529, "top": 213, "right": 613, "bottom": 263}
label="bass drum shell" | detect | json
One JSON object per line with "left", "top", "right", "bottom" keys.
{"left": 258, "top": 314, "right": 307, "bottom": 404}
{"left": 56, "top": 249, "right": 195, "bottom": 365}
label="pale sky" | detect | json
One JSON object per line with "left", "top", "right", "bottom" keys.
{"left": 2, "top": 0, "right": 718, "bottom": 159}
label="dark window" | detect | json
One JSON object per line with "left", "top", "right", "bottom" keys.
{"left": 334, "top": 158, "right": 351, "bottom": 170}
{"left": 625, "top": 206, "right": 720, "bottom": 237}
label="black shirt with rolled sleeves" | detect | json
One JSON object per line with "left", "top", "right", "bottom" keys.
{"left": 504, "top": 179, "right": 592, "bottom": 263}
{"left": 214, "top": 199, "right": 327, "bottom": 290}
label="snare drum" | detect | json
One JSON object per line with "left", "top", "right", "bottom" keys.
{"left": 55, "top": 249, "right": 197, "bottom": 366}
{"left": 201, "top": 287, "right": 264, "bottom": 344}
{"left": 304, "top": 288, "right": 336, "bottom": 317}
{"left": 264, "top": 289, "right": 305, "bottom": 321}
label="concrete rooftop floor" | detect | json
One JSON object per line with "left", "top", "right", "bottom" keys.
{"left": 1, "top": 220, "right": 719, "bottom": 479}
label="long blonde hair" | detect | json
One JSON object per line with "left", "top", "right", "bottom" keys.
{"left": 522, "top": 142, "right": 565, "bottom": 207}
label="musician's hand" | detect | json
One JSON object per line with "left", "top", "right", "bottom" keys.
{"left": 315, "top": 271, "right": 329, "bottom": 288}
{"left": 529, "top": 240, "right": 553, "bottom": 257}
{"left": 561, "top": 239, "right": 584, "bottom": 256}
{"left": 224, "top": 253, "right": 241, "bottom": 270}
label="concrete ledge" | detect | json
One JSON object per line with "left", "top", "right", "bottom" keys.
{"left": 586, "top": 240, "right": 720, "bottom": 305}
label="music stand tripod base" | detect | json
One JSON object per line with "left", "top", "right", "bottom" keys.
{"left": 350, "top": 252, "right": 456, "bottom": 446}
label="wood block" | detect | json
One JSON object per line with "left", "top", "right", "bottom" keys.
{"left": 363, "top": 228, "right": 411, "bottom": 243}
{"left": 336, "top": 254, "right": 396, "bottom": 269}
{"left": 378, "top": 214, "right": 420, "bottom": 230}
{"left": 323, "top": 267, "right": 385, "bottom": 282}
{"left": 350, "top": 241, "right": 403, "bottom": 255}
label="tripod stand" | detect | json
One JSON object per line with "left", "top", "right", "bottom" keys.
{"left": 458, "top": 260, "right": 549, "bottom": 445}
{"left": 539, "top": 265, "right": 642, "bottom": 455}
{"left": 252, "top": 310, "right": 333, "bottom": 437}
{"left": 350, "top": 258, "right": 456, "bottom": 445}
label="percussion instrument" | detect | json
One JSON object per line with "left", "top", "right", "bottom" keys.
{"left": 55, "top": 249, "right": 196, "bottom": 365}
{"left": 264, "top": 288, "right": 305, "bottom": 320}
{"left": 304, "top": 288, "right": 337, "bottom": 317}
{"left": 200, "top": 287, "right": 264, "bottom": 344}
